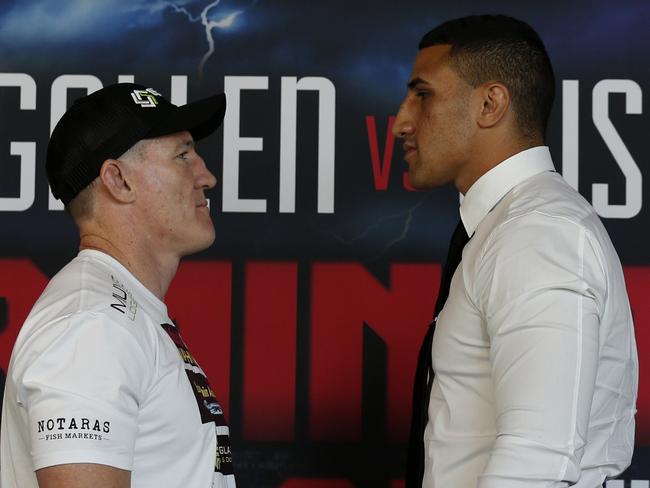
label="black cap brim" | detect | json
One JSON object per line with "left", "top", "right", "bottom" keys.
{"left": 147, "top": 93, "right": 227, "bottom": 141}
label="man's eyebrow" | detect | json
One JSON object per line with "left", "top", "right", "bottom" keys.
{"left": 407, "top": 77, "right": 429, "bottom": 90}
{"left": 175, "top": 139, "right": 195, "bottom": 151}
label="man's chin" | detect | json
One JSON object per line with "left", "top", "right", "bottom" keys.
{"left": 407, "top": 170, "right": 433, "bottom": 190}
{"left": 181, "top": 230, "right": 216, "bottom": 257}
{"left": 407, "top": 167, "right": 452, "bottom": 190}
{"left": 199, "top": 231, "right": 217, "bottom": 251}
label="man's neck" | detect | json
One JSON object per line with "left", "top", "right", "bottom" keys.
{"left": 457, "top": 134, "right": 544, "bottom": 194}
{"left": 79, "top": 232, "right": 179, "bottom": 301}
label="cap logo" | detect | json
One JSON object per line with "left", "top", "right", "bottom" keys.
{"left": 131, "top": 88, "right": 162, "bottom": 108}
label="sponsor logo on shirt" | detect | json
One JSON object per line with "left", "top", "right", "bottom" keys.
{"left": 36, "top": 417, "right": 110, "bottom": 441}
{"left": 215, "top": 434, "right": 233, "bottom": 475}
{"left": 160, "top": 322, "right": 235, "bottom": 478}
{"left": 109, "top": 275, "right": 138, "bottom": 321}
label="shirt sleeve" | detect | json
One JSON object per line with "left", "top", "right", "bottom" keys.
{"left": 18, "top": 311, "right": 152, "bottom": 471}
{"left": 473, "top": 213, "right": 606, "bottom": 488}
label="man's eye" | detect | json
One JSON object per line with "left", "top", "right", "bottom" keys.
{"left": 177, "top": 152, "right": 189, "bottom": 160}
{"left": 417, "top": 91, "right": 429, "bottom": 98}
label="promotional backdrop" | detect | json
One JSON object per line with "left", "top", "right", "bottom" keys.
{"left": 1, "top": 0, "right": 648, "bottom": 486}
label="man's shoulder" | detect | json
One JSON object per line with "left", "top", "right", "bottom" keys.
{"left": 11, "top": 261, "right": 161, "bottom": 384}
{"left": 466, "top": 171, "right": 616, "bottom": 269}
{"left": 20, "top": 253, "right": 159, "bottom": 354}
{"left": 489, "top": 171, "right": 604, "bottom": 237}
{"left": 35, "top": 254, "right": 131, "bottom": 320}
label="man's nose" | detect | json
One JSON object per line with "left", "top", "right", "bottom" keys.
{"left": 392, "top": 103, "right": 414, "bottom": 139}
{"left": 196, "top": 156, "right": 217, "bottom": 190}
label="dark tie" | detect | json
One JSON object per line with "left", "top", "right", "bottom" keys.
{"left": 406, "top": 219, "right": 470, "bottom": 488}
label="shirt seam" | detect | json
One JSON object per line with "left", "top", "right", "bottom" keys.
{"left": 558, "top": 225, "right": 586, "bottom": 481}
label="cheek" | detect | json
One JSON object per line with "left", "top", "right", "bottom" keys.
{"left": 417, "top": 111, "right": 446, "bottom": 154}
{"left": 137, "top": 175, "right": 184, "bottom": 222}
{"left": 424, "top": 104, "right": 469, "bottom": 147}
{"left": 138, "top": 170, "right": 167, "bottom": 195}
{"left": 145, "top": 169, "right": 189, "bottom": 199}
{"left": 419, "top": 101, "right": 446, "bottom": 135}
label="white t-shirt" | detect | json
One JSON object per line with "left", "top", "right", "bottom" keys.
{"left": 1, "top": 249, "right": 236, "bottom": 488}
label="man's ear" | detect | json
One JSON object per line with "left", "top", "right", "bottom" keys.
{"left": 475, "top": 82, "right": 510, "bottom": 129}
{"left": 99, "top": 159, "right": 136, "bottom": 203}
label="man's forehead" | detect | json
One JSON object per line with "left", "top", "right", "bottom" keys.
{"left": 123, "top": 130, "right": 193, "bottom": 159}
{"left": 409, "top": 44, "right": 453, "bottom": 82}
{"left": 149, "top": 130, "right": 194, "bottom": 149}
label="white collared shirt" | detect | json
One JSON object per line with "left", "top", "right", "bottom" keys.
{"left": 423, "top": 147, "right": 638, "bottom": 488}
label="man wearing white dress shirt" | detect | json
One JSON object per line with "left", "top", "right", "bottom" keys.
{"left": 393, "top": 15, "right": 638, "bottom": 488}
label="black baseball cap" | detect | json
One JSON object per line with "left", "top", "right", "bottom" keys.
{"left": 46, "top": 82, "right": 226, "bottom": 205}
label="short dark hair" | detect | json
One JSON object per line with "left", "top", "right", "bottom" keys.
{"left": 419, "top": 15, "right": 555, "bottom": 138}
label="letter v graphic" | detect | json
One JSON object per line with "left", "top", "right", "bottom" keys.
{"left": 366, "top": 115, "right": 396, "bottom": 190}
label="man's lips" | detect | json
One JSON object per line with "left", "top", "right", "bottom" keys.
{"left": 403, "top": 143, "right": 417, "bottom": 159}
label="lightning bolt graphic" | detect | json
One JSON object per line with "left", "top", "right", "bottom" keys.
{"left": 162, "top": 0, "right": 244, "bottom": 81}
{"left": 371, "top": 195, "right": 430, "bottom": 261}
{"left": 315, "top": 193, "right": 433, "bottom": 263}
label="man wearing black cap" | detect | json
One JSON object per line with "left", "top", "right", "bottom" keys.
{"left": 0, "top": 83, "right": 235, "bottom": 488}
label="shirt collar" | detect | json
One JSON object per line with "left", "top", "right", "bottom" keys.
{"left": 459, "top": 146, "right": 555, "bottom": 237}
